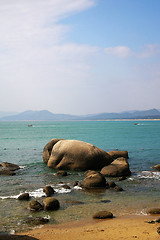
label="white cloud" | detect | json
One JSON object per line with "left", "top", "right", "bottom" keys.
{"left": 105, "top": 46, "right": 133, "bottom": 58}
{"left": 138, "top": 44, "right": 159, "bottom": 58}
{"left": 0, "top": 0, "right": 99, "bottom": 113}
{"left": 105, "top": 44, "right": 160, "bottom": 59}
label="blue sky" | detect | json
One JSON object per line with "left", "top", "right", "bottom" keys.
{"left": 0, "top": 0, "right": 160, "bottom": 114}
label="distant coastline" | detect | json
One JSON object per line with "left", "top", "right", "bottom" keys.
{"left": 0, "top": 108, "right": 160, "bottom": 121}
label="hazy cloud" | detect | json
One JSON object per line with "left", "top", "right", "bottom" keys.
{"left": 105, "top": 46, "right": 133, "bottom": 58}
{"left": 105, "top": 44, "right": 160, "bottom": 59}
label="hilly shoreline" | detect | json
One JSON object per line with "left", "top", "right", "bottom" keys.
{"left": 0, "top": 108, "right": 160, "bottom": 121}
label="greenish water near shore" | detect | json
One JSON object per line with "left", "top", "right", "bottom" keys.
{"left": 0, "top": 120, "right": 160, "bottom": 233}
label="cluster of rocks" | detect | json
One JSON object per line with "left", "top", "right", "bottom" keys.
{"left": 43, "top": 139, "right": 131, "bottom": 178}
{"left": 146, "top": 208, "right": 160, "bottom": 235}
{"left": 1, "top": 139, "right": 160, "bottom": 231}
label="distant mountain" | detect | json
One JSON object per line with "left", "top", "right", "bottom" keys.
{"left": 83, "top": 108, "right": 160, "bottom": 120}
{"left": 0, "top": 111, "right": 18, "bottom": 118}
{"left": 0, "top": 109, "right": 160, "bottom": 121}
{"left": 0, "top": 110, "right": 77, "bottom": 121}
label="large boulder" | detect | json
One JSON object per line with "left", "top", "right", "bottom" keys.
{"left": 43, "top": 139, "right": 112, "bottom": 171}
{"left": 43, "top": 138, "right": 62, "bottom": 163}
{"left": 80, "top": 171, "right": 107, "bottom": 189}
{"left": 100, "top": 157, "right": 131, "bottom": 177}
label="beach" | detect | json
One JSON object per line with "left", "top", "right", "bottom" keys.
{"left": 1, "top": 215, "right": 159, "bottom": 240}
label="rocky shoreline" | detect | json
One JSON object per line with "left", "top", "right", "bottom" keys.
{"left": 0, "top": 139, "right": 160, "bottom": 236}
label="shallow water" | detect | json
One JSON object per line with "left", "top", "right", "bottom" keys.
{"left": 0, "top": 120, "right": 160, "bottom": 233}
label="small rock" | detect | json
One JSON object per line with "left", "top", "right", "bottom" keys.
{"left": 157, "top": 227, "right": 160, "bottom": 235}
{"left": 43, "top": 197, "right": 60, "bottom": 211}
{"left": 0, "top": 169, "right": 15, "bottom": 176}
{"left": 43, "top": 186, "right": 55, "bottom": 197}
{"left": 108, "top": 181, "right": 116, "bottom": 188}
{"left": 56, "top": 170, "right": 68, "bottom": 176}
{"left": 93, "top": 211, "right": 113, "bottom": 219}
{"left": 80, "top": 171, "right": 107, "bottom": 189}
{"left": 118, "top": 176, "right": 127, "bottom": 181}
{"left": 114, "top": 186, "right": 124, "bottom": 191}
{"left": 1, "top": 162, "right": 20, "bottom": 171}
{"left": 25, "top": 217, "right": 49, "bottom": 225}
{"left": 29, "top": 200, "right": 43, "bottom": 211}
{"left": 61, "top": 184, "right": 71, "bottom": 190}
{"left": 18, "top": 193, "right": 30, "bottom": 200}
{"left": 147, "top": 208, "right": 160, "bottom": 215}
{"left": 152, "top": 164, "right": 160, "bottom": 171}
{"left": 64, "top": 200, "right": 84, "bottom": 205}
{"left": 73, "top": 181, "right": 79, "bottom": 187}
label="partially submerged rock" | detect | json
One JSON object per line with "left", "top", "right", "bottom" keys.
{"left": 43, "top": 139, "right": 112, "bottom": 171}
{"left": 100, "top": 157, "right": 131, "bottom": 177}
{"left": 43, "top": 186, "right": 55, "bottom": 197}
{"left": 0, "top": 162, "right": 20, "bottom": 176}
{"left": 18, "top": 193, "right": 30, "bottom": 200}
{"left": 25, "top": 217, "right": 49, "bottom": 225}
{"left": 80, "top": 171, "right": 107, "bottom": 189}
{"left": 93, "top": 211, "right": 113, "bottom": 219}
{"left": 29, "top": 200, "right": 43, "bottom": 211}
{"left": 147, "top": 208, "right": 160, "bottom": 215}
{"left": 55, "top": 170, "right": 68, "bottom": 176}
{"left": 0, "top": 169, "right": 15, "bottom": 176}
{"left": 152, "top": 164, "right": 160, "bottom": 171}
{"left": 108, "top": 151, "right": 129, "bottom": 160}
{"left": 43, "top": 197, "right": 60, "bottom": 211}
{"left": 0, "top": 162, "right": 20, "bottom": 171}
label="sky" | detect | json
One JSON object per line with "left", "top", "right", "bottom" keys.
{"left": 0, "top": 0, "right": 160, "bottom": 115}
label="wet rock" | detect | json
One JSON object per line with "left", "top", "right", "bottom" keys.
{"left": 108, "top": 181, "right": 116, "bottom": 188}
{"left": 108, "top": 150, "right": 129, "bottom": 159}
{"left": 93, "top": 211, "right": 113, "bottom": 219}
{"left": 100, "top": 157, "right": 131, "bottom": 177}
{"left": 147, "top": 208, "right": 160, "bottom": 215}
{"left": 0, "top": 162, "right": 20, "bottom": 171}
{"left": 114, "top": 186, "right": 124, "bottom": 191}
{"left": 73, "top": 181, "right": 79, "bottom": 187}
{"left": 64, "top": 200, "right": 84, "bottom": 205}
{"left": 80, "top": 171, "right": 107, "bottom": 189}
{"left": 55, "top": 170, "right": 68, "bottom": 176}
{"left": 152, "top": 164, "right": 160, "bottom": 171}
{"left": 85, "top": 170, "right": 97, "bottom": 177}
{"left": 18, "top": 193, "right": 30, "bottom": 200}
{"left": 0, "top": 169, "right": 15, "bottom": 176}
{"left": 43, "top": 197, "right": 60, "bottom": 211}
{"left": 43, "top": 186, "right": 55, "bottom": 197}
{"left": 29, "top": 200, "right": 43, "bottom": 211}
{"left": 25, "top": 217, "right": 49, "bottom": 225}
{"left": 61, "top": 184, "right": 71, "bottom": 190}
{"left": 118, "top": 176, "right": 127, "bottom": 181}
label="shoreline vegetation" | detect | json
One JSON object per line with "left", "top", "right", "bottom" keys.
{"left": 1, "top": 215, "right": 160, "bottom": 240}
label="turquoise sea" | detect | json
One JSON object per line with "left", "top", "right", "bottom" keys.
{"left": 0, "top": 120, "right": 160, "bottom": 233}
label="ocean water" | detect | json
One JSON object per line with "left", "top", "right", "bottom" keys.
{"left": 0, "top": 120, "right": 160, "bottom": 233}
